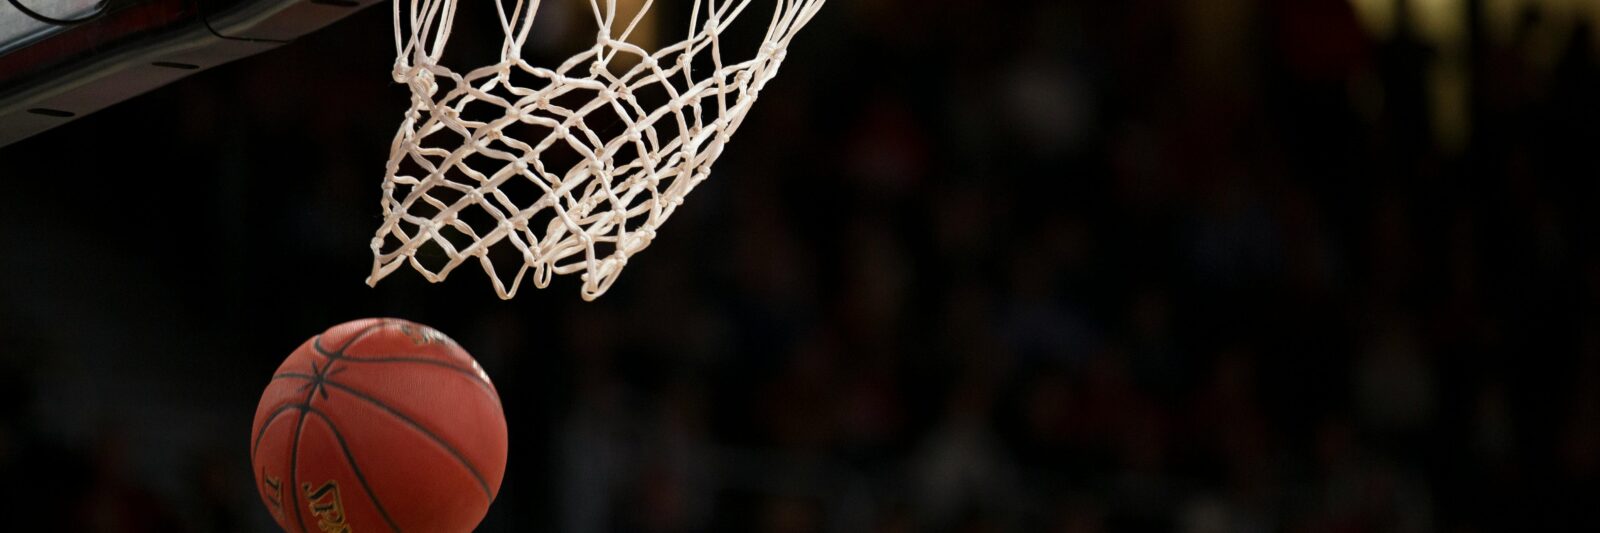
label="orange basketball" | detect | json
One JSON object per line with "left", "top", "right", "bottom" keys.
{"left": 250, "top": 318, "right": 507, "bottom": 532}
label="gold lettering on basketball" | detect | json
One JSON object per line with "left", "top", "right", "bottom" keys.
{"left": 262, "top": 472, "right": 284, "bottom": 518}
{"left": 302, "top": 480, "right": 352, "bottom": 532}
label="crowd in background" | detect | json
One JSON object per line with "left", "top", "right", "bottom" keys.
{"left": 2, "top": 0, "right": 1599, "bottom": 531}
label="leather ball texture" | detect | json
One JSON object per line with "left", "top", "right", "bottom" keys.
{"left": 251, "top": 318, "right": 507, "bottom": 532}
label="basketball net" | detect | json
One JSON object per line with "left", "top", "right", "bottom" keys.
{"left": 368, "top": 0, "right": 824, "bottom": 299}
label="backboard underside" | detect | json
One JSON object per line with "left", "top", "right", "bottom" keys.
{"left": 0, "top": 0, "right": 383, "bottom": 148}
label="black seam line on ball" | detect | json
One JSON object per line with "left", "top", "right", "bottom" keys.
{"left": 274, "top": 368, "right": 495, "bottom": 496}
{"left": 304, "top": 361, "right": 331, "bottom": 401}
{"left": 274, "top": 373, "right": 320, "bottom": 399}
{"left": 283, "top": 358, "right": 495, "bottom": 416}
{"left": 289, "top": 343, "right": 335, "bottom": 532}
{"left": 289, "top": 409, "right": 311, "bottom": 533}
{"left": 253, "top": 403, "right": 305, "bottom": 460}
{"left": 318, "top": 378, "right": 494, "bottom": 498}
{"left": 311, "top": 321, "right": 393, "bottom": 358}
{"left": 305, "top": 408, "right": 403, "bottom": 533}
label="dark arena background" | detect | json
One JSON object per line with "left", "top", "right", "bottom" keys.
{"left": 3, "top": 0, "right": 1600, "bottom": 531}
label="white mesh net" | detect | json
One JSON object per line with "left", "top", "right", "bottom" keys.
{"left": 369, "top": 0, "right": 825, "bottom": 299}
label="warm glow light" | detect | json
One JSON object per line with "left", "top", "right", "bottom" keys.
{"left": 1347, "top": 0, "right": 1468, "bottom": 45}
{"left": 1349, "top": 0, "right": 1396, "bottom": 39}
{"left": 1468, "top": 0, "right": 1600, "bottom": 49}
{"left": 1413, "top": 0, "right": 1467, "bottom": 44}
{"left": 1348, "top": 0, "right": 1600, "bottom": 49}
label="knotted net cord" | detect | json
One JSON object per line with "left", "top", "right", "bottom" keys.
{"left": 369, "top": 0, "right": 824, "bottom": 299}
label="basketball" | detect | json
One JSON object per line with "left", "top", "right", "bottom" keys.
{"left": 250, "top": 318, "right": 507, "bottom": 532}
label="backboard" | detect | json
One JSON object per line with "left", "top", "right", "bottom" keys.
{"left": 0, "top": 0, "right": 383, "bottom": 147}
